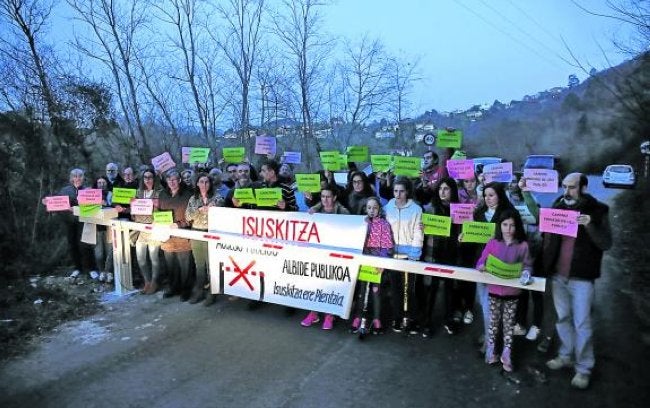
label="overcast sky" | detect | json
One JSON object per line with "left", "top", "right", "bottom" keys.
{"left": 323, "top": 0, "right": 635, "bottom": 113}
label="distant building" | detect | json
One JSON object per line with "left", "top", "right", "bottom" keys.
{"left": 375, "top": 131, "right": 396, "bottom": 139}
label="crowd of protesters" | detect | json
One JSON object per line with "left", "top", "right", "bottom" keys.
{"left": 46, "top": 149, "right": 611, "bottom": 390}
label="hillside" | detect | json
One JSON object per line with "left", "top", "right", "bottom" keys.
{"left": 410, "top": 52, "right": 650, "bottom": 172}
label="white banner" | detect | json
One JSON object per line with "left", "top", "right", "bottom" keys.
{"left": 208, "top": 233, "right": 360, "bottom": 318}
{"left": 208, "top": 207, "right": 367, "bottom": 250}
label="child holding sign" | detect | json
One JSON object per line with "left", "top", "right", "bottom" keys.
{"left": 476, "top": 209, "right": 533, "bottom": 372}
{"left": 349, "top": 197, "right": 394, "bottom": 335}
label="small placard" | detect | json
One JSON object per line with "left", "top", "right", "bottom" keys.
{"left": 371, "top": 155, "right": 392, "bottom": 172}
{"left": 130, "top": 199, "right": 154, "bottom": 215}
{"left": 295, "top": 174, "right": 321, "bottom": 193}
{"left": 483, "top": 162, "right": 513, "bottom": 183}
{"left": 320, "top": 151, "right": 341, "bottom": 171}
{"left": 393, "top": 156, "right": 421, "bottom": 178}
{"left": 79, "top": 204, "right": 101, "bottom": 217}
{"left": 255, "top": 188, "right": 282, "bottom": 207}
{"left": 485, "top": 254, "right": 522, "bottom": 279}
{"left": 233, "top": 188, "right": 256, "bottom": 205}
{"left": 281, "top": 151, "right": 302, "bottom": 164}
{"left": 45, "top": 196, "right": 71, "bottom": 212}
{"left": 222, "top": 147, "right": 246, "bottom": 164}
{"left": 461, "top": 221, "right": 495, "bottom": 243}
{"left": 346, "top": 146, "right": 369, "bottom": 162}
{"left": 255, "top": 136, "right": 277, "bottom": 155}
{"left": 539, "top": 208, "right": 579, "bottom": 238}
{"left": 436, "top": 129, "right": 463, "bottom": 148}
{"left": 523, "top": 169, "right": 559, "bottom": 193}
{"left": 78, "top": 189, "right": 103, "bottom": 205}
{"left": 422, "top": 213, "right": 452, "bottom": 236}
{"left": 111, "top": 188, "right": 137, "bottom": 205}
{"left": 151, "top": 152, "right": 176, "bottom": 174}
{"left": 446, "top": 159, "right": 475, "bottom": 180}
{"left": 450, "top": 203, "right": 474, "bottom": 224}
{"left": 358, "top": 265, "right": 382, "bottom": 283}
{"left": 153, "top": 211, "right": 174, "bottom": 225}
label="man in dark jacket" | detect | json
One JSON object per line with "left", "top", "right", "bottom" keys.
{"left": 543, "top": 173, "right": 612, "bottom": 390}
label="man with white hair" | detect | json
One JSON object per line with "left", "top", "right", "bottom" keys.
{"left": 543, "top": 172, "right": 612, "bottom": 390}
{"left": 105, "top": 162, "right": 123, "bottom": 190}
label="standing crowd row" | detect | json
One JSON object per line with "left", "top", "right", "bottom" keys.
{"left": 48, "top": 150, "right": 611, "bottom": 390}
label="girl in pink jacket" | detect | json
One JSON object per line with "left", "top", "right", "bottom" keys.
{"left": 476, "top": 209, "right": 533, "bottom": 372}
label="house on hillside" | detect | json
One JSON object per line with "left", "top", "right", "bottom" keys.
{"left": 375, "top": 130, "right": 396, "bottom": 139}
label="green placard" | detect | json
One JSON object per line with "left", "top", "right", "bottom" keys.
{"left": 111, "top": 188, "right": 137, "bottom": 205}
{"left": 233, "top": 188, "right": 256, "bottom": 204}
{"left": 320, "top": 151, "right": 341, "bottom": 171}
{"left": 371, "top": 155, "right": 392, "bottom": 172}
{"left": 422, "top": 213, "right": 452, "bottom": 236}
{"left": 461, "top": 221, "right": 495, "bottom": 243}
{"left": 486, "top": 254, "right": 523, "bottom": 279}
{"left": 436, "top": 129, "right": 463, "bottom": 149}
{"left": 189, "top": 147, "right": 210, "bottom": 163}
{"left": 222, "top": 147, "right": 246, "bottom": 164}
{"left": 451, "top": 149, "right": 467, "bottom": 160}
{"left": 346, "top": 146, "right": 369, "bottom": 162}
{"left": 337, "top": 154, "right": 348, "bottom": 169}
{"left": 358, "top": 265, "right": 382, "bottom": 283}
{"left": 295, "top": 174, "right": 321, "bottom": 193}
{"left": 255, "top": 187, "right": 282, "bottom": 207}
{"left": 393, "top": 156, "right": 421, "bottom": 178}
{"left": 153, "top": 210, "right": 173, "bottom": 225}
{"left": 79, "top": 204, "right": 101, "bottom": 217}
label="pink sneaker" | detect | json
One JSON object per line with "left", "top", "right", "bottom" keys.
{"left": 371, "top": 319, "right": 383, "bottom": 334}
{"left": 301, "top": 311, "right": 320, "bottom": 327}
{"left": 350, "top": 317, "right": 360, "bottom": 333}
{"left": 322, "top": 314, "right": 335, "bottom": 330}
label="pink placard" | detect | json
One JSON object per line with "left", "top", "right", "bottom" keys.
{"left": 450, "top": 203, "right": 474, "bottom": 224}
{"left": 130, "top": 199, "right": 154, "bottom": 215}
{"left": 539, "top": 208, "right": 579, "bottom": 238}
{"left": 254, "top": 135, "right": 277, "bottom": 155}
{"left": 77, "top": 189, "right": 102, "bottom": 205}
{"left": 523, "top": 169, "right": 559, "bottom": 193}
{"left": 151, "top": 152, "right": 176, "bottom": 174}
{"left": 446, "top": 159, "right": 475, "bottom": 180}
{"left": 181, "top": 147, "right": 191, "bottom": 164}
{"left": 483, "top": 162, "right": 513, "bottom": 183}
{"left": 45, "top": 196, "right": 71, "bottom": 212}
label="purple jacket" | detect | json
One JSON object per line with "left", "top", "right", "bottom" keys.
{"left": 364, "top": 217, "right": 394, "bottom": 257}
{"left": 476, "top": 238, "right": 532, "bottom": 297}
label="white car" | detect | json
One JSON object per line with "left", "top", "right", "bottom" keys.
{"left": 602, "top": 164, "right": 636, "bottom": 188}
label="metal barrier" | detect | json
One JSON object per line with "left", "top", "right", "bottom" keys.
{"left": 77, "top": 213, "right": 546, "bottom": 297}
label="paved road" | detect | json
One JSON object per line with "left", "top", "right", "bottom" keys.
{"left": 1, "top": 183, "right": 647, "bottom": 408}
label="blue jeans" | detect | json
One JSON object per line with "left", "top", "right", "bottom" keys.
{"left": 477, "top": 282, "right": 490, "bottom": 342}
{"left": 136, "top": 241, "right": 161, "bottom": 283}
{"left": 552, "top": 276, "right": 595, "bottom": 375}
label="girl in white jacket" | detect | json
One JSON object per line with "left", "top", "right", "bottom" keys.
{"left": 384, "top": 177, "right": 424, "bottom": 334}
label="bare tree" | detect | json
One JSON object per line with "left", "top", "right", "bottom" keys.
{"left": 335, "top": 35, "right": 389, "bottom": 148}
{"left": 271, "top": 0, "right": 333, "bottom": 168}
{"left": 209, "top": 0, "right": 265, "bottom": 147}
{"left": 67, "top": 0, "right": 151, "bottom": 160}
{"left": 0, "top": 0, "right": 60, "bottom": 129}
{"left": 150, "top": 0, "right": 214, "bottom": 145}
{"left": 572, "top": 0, "right": 649, "bottom": 54}
{"left": 385, "top": 54, "right": 421, "bottom": 151}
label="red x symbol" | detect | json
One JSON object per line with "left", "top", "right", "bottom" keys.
{"left": 228, "top": 256, "right": 256, "bottom": 291}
